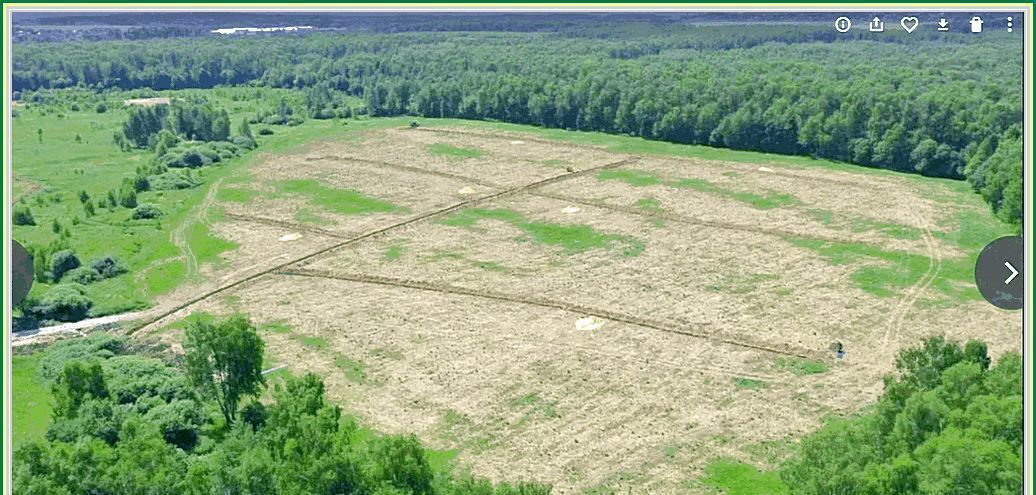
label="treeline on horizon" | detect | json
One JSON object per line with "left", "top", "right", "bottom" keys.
{"left": 12, "top": 26, "right": 1023, "bottom": 223}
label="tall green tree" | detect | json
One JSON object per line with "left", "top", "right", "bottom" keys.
{"left": 184, "top": 315, "right": 265, "bottom": 425}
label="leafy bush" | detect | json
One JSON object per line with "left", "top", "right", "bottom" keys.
{"left": 49, "top": 250, "right": 81, "bottom": 280}
{"left": 95, "top": 102, "right": 108, "bottom": 113}
{"left": 38, "top": 333, "right": 125, "bottom": 381}
{"left": 131, "top": 203, "right": 163, "bottom": 219}
{"left": 62, "top": 266, "right": 100, "bottom": 284}
{"left": 25, "top": 283, "right": 93, "bottom": 322}
{"left": 13, "top": 204, "right": 35, "bottom": 225}
{"left": 149, "top": 169, "right": 200, "bottom": 190}
{"left": 257, "top": 127, "right": 274, "bottom": 135}
{"left": 89, "top": 255, "right": 128, "bottom": 279}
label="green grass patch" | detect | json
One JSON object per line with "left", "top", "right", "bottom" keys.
{"left": 261, "top": 321, "right": 293, "bottom": 334}
{"left": 427, "top": 143, "right": 483, "bottom": 159}
{"left": 774, "top": 357, "right": 829, "bottom": 375}
{"left": 275, "top": 179, "right": 405, "bottom": 216}
{"left": 384, "top": 243, "right": 405, "bottom": 261}
{"left": 634, "top": 197, "right": 663, "bottom": 213}
{"left": 215, "top": 187, "right": 260, "bottom": 204}
{"left": 600, "top": 169, "right": 798, "bottom": 210}
{"left": 734, "top": 378, "right": 769, "bottom": 390}
{"left": 13, "top": 353, "right": 52, "bottom": 449}
{"left": 441, "top": 208, "right": 643, "bottom": 256}
{"left": 334, "top": 355, "right": 369, "bottom": 384}
{"left": 701, "top": 459, "right": 790, "bottom": 495}
{"left": 510, "top": 392, "right": 560, "bottom": 419}
{"left": 293, "top": 334, "right": 328, "bottom": 350}
{"left": 187, "top": 220, "right": 237, "bottom": 267}
{"left": 786, "top": 237, "right": 980, "bottom": 300}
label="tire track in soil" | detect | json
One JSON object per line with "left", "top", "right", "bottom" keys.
{"left": 170, "top": 179, "right": 223, "bottom": 280}
{"left": 276, "top": 268, "right": 825, "bottom": 361}
{"left": 882, "top": 209, "right": 942, "bottom": 346}
{"left": 131, "top": 158, "right": 636, "bottom": 335}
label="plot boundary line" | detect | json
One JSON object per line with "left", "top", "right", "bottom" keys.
{"left": 129, "top": 157, "right": 635, "bottom": 335}
{"left": 275, "top": 268, "right": 827, "bottom": 361}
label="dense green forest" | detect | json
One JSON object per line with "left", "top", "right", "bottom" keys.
{"left": 782, "top": 337, "right": 1022, "bottom": 495}
{"left": 15, "top": 317, "right": 550, "bottom": 495}
{"left": 12, "top": 25, "right": 1024, "bottom": 223}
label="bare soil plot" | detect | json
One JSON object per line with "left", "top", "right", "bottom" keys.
{"left": 218, "top": 156, "right": 505, "bottom": 238}
{"left": 539, "top": 157, "right": 959, "bottom": 258}
{"left": 297, "top": 127, "right": 622, "bottom": 188}
{"left": 176, "top": 274, "right": 861, "bottom": 494}
{"left": 142, "top": 125, "right": 1018, "bottom": 494}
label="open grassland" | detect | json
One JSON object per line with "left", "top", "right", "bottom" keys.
{"left": 117, "top": 121, "right": 1016, "bottom": 494}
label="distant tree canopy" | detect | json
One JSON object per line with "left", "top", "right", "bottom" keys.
{"left": 16, "top": 321, "right": 551, "bottom": 495}
{"left": 782, "top": 336, "right": 1021, "bottom": 495}
{"left": 12, "top": 27, "right": 1023, "bottom": 222}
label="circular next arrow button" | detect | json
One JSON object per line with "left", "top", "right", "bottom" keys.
{"left": 974, "top": 235, "right": 1024, "bottom": 310}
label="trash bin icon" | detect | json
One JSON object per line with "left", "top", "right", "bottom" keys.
{"left": 970, "top": 16, "right": 984, "bottom": 33}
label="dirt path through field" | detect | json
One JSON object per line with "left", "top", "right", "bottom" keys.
{"left": 170, "top": 178, "right": 222, "bottom": 279}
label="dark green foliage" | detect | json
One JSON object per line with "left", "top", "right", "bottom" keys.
{"left": 118, "top": 184, "right": 137, "bottom": 208}
{"left": 122, "top": 104, "right": 169, "bottom": 148}
{"left": 131, "top": 203, "right": 163, "bottom": 219}
{"left": 781, "top": 337, "right": 1021, "bottom": 495}
{"left": 62, "top": 266, "right": 99, "bottom": 284}
{"left": 13, "top": 204, "right": 35, "bottom": 225}
{"left": 48, "top": 249, "right": 80, "bottom": 280}
{"left": 89, "top": 255, "right": 128, "bottom": 279}
{"left": 38, "top": 334, "right": 124, "bottom": 381}
{"left": 24, "top": 283, "right": 93, "bottom": 322}
{"left": 171, "top": 100, "right": 231, "bottom": 142}
{"left": 184, "top": 315, "right": 265, "bottom": 425}
{"left": 159, "top": 141, "right": 244, "bottom": 168}
{"left": 94, "top": 101, "right": 107, "bottom": 113}
{"left": 257, "top": 127, "right": 274, "bottom": 135}
{"left": 78, "top": 190, "right": 90, "bottom": 203}
{"left": 966, "top": 125, "right": 1022, "bottom": 224}
{"left": 12, "top": 28, "right": 1018, "bottom": 221}
{"left": 51, "top": 361, "right": 108, "bottom": 419}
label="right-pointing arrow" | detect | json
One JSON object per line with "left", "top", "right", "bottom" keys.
{"left": 1004, "top": 261, "right": 1018, "bottom": 285}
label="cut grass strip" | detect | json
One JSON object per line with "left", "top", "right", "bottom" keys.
{"left": 441, "top": 207, "right": 643, "bottom": 256}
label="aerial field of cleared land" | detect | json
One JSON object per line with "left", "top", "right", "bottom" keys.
{"left": 135, "top": 122, "right": 1018, "bottom": 493}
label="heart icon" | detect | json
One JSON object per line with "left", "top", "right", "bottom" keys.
{"left": 901, "top": 16, "right": 919, "bottom": 33}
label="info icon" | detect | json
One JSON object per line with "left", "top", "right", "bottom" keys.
{"left": 834, "top": 17, "right": 852, "bottom": 33}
